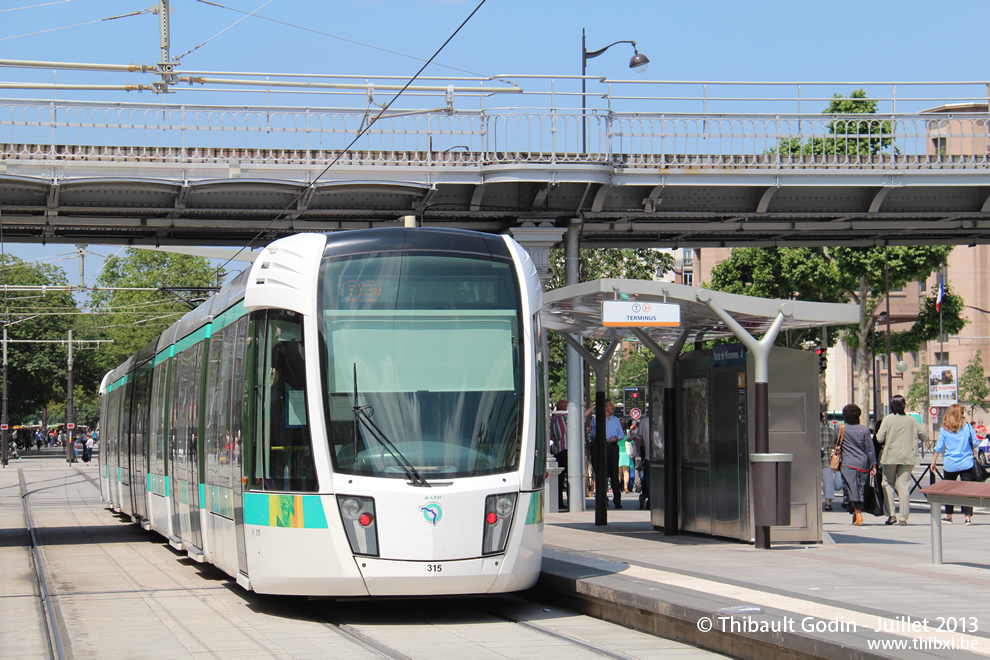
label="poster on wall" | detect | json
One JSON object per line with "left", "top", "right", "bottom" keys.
{"left": 928, "top": 365, "right": 958, "bottom": 407}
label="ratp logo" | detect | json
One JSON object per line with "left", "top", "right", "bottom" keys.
{"left": 420, "top": 502, "right": 443, "bottom": 526}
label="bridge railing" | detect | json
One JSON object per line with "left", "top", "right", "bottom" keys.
{"left": 0, "top": 78, "right": 988, "bottom": 169}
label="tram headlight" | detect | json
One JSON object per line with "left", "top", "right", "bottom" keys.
{"left": 340, "top": 497, "right": 362, "bottom": 520}
{"left": 336, "top": 495, "right": 379, "bottom": 557}
{"left": 482, "top": 492, "right": 517, "bottom": 555}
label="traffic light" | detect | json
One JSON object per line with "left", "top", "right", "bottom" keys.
{"left": 816, "top": 347, "right": 828, "bottom": 373}
{"left": 623, "top": 386, "right": 646, "bottom": 412}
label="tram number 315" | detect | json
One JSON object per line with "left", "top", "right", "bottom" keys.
{"left": 426, "top": 564, "right": 443, "bottom": 573}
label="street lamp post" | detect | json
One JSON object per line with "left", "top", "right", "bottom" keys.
{"left": 581, "top": 29, "right": 649, "bottom": 153}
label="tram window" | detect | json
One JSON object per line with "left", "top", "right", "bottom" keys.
{"left": 252, "top": 311, "right": 317, "bottom": 492}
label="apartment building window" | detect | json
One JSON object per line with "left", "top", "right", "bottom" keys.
{"left": 681, "top": 249, "right": 694, "bottom": 267}
{"left": 683, "top": 271, "right": 694, "bottom": 286}
{"left": 934, "top": 352, "right": 950, "bottom": 365}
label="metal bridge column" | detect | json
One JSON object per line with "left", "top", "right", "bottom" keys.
{"left": 507, "top": 221, "right": 565, "bottom": 286}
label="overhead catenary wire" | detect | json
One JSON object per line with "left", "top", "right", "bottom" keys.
{"left": 195, "top": 0, "right": 495, "bottom": 79}
{"left": 173, "top": 0, "right": 275, "bottom": 64}
{"left": 215, "top": 0, "right": 489, "bottom": 276}
{"left": 0, "top": 0, "right": 74, "bottom": 15}
{"left": 0, "top": 7, "right": 151, "bottom": 42}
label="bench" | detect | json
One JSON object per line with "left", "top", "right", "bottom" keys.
{"left": 921, "top": 480, "right": 990, "bottom": 564}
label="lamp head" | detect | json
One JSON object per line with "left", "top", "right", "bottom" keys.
{"left": 629, "top": 49, "right": 650, "bottom": 73}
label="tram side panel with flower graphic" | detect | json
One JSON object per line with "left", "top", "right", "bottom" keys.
{"left": 98, "top": 228, "right": 545, "bottom": 597}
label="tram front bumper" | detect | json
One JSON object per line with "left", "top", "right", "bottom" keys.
{"left": 356, "top": 555, "right": 505, "bottom": 596}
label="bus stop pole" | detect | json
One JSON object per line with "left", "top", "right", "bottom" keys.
{"left": 698, "top": 290, "right": 790, "bottom": 549}
{"left": 631, "top": 328, "right": 689, "bottom": 536}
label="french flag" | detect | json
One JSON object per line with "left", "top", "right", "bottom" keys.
{"left": 936, "top": 279, "right": 944, "bottom": 313}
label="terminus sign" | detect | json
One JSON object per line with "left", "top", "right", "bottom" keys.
{"left": 601, "top": 301, "right": 680, "bottom": 327}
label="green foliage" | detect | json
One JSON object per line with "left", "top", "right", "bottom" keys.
{"left": 905, "top": 357, "right": 929, "bottom": 415}
{"left": 545, "top": 248, "right": 675, "bottom": 402}
{"left": 0, "top": 255, "right": 78, "bottom": 422}
{"left": 773, "top": 89, "right": 897, "bottom": 158}
{"left": 959, "top": 351, "right": 990, "bottom": 417}
{"left": 613, "top": 345, "right": 652, "bottom": 394}
{"left": 710, "top": 245, "right": 958, "bottom": 412}
{"left": 90, "top": 250, "right": 222, "bottom": 374}
{"left": 43, "top": 386, "right": 101, "bottom": 428}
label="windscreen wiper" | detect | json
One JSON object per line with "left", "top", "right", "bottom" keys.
{"left": 352, "top": 364, "right": 430, "bottom": 487}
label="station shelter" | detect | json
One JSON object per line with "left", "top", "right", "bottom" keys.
{"left": 540, "top": 279, "right": 860, "bottom": 548}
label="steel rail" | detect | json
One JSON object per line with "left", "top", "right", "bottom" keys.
{"left": 19, "top": 469, "right": 66, "bottom": 660}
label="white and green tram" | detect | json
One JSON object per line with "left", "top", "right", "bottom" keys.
{"left": 99, "top": 228, "right": 547, "bottom": 596}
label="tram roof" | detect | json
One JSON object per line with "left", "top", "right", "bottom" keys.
{"left": 541, "top": 279, "right": 861, "bottom": 343}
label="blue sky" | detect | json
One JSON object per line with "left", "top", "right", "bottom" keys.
{"left": 2, "top": 0, "right": 989, "bottom": 286}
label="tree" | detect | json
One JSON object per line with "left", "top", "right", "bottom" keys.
{"left": 905, "top": 357, "right": 929, "bottom": 416}
{"left": 715, "top": 88, "right": 959, "bottom": 413}
{"left": 0, "top": 255, "right": 79, "bottom": 422}
{"left": 959, "top": 351, "right": 990, "bottom": 418}
{"left": 90, "top": 250, "right": 223, "bottom": 375}
{"left": 544, "top": 248, "right": 675, "bottom": 402}
{"left": 774, "top": 89, "right": 896, "bottom": 158}
{"left": 710, "top": 246, "right": 963, "bottom": 414}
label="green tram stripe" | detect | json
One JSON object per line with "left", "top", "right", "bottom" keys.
{"left": 525, "top": 490, "right": 544, "bottom": 525}
{"left": 173, "top": 325, "right": 209, "bottom": 354}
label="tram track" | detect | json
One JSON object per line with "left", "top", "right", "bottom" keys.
{"left": 19, "top": 468, "right": 69, "bottom": 660}
{"left": 304, "top": 594, "right": 644, "bottom": 660}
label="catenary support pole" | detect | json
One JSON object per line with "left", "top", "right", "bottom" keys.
{"left": 564, "top": 221, "right": 585, "bottom": 512}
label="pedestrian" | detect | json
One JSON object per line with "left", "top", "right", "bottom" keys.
{"left": 875, "top": 395, "right": 926, "bottom": 526}
{"left": 549, "top": 399, "right": 568, "bottom": 511}
{"left": 820, "top": 412, "right": 840, "bottom": 512}
{"left": 930, "top": 404, "right": 980, "bottom": 525}
{"left": 618, "top": 418, "right": 633, "bottom": 493}
{"left": 837, "top": 403, "right": 877, "bottom": 526}
{"left": 84, "top": 432, "right": 94, "bottom": 463}
{"left": 590, "top": 399, "right": 624, "bottom": 509}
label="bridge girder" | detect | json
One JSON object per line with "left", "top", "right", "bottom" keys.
{"left": 2, "top": 161, "right": 989, "bottom": 248}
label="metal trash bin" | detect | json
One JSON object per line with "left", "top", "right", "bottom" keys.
{"left": 750, "top": 453, "right": 792, "bottom": 526}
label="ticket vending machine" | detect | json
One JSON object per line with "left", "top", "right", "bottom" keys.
{"left": 648, "top": 345, "right": 821, "bottom": 543}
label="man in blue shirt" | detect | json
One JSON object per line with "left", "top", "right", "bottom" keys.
{"left": 592, "top": 400, "right": 625, "bottom": 509}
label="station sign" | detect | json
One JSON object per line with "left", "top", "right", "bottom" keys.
{"left": 601, "top": 301, "right": 680, "bottom": 327}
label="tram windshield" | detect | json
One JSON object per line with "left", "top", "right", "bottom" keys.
{"left": 319, "top": 249, "right": 523, "bottom": 479}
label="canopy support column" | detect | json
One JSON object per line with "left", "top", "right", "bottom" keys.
{"left": 697, "top": 290, "right": 791, "bottom": 549}
{"left": 631, "top": 327, "right": 689, "bottom": 535}
{"left": 564, "top": 222, "right": 585, "bottom": 512}
{"left": 561, "top": 334, "right": 618, "bottom": 526}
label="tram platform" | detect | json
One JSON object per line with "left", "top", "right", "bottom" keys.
{"left": 540, "top": 499, "right": 990, "bottom": 659}
{"left": 4, "top": 452, "right": 988, "bottom": 659}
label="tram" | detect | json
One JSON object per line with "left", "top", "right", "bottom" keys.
{"left": 98, "top": 228, "right": 547, "bottom": 596}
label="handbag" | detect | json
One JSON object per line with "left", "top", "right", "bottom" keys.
{"left": 829, "top": 425, "right": 845, "bottom": 472}
{"left": 863, "top": 471, "right": 886, "bottom": 517}
{"left": 973, "top": 459, "right": 989, "bottom": 482}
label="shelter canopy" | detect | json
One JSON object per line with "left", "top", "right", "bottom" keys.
{"left": 541, "top": 279, "right": 861, "bottom": 342}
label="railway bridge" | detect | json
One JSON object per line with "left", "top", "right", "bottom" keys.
{"left": 2, "top": 78, "right": 990, "bottom": 269}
